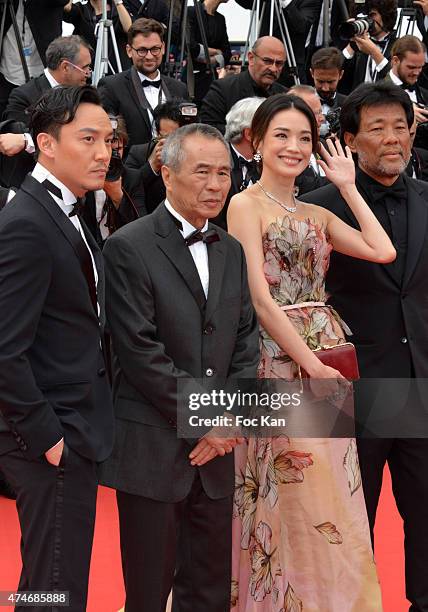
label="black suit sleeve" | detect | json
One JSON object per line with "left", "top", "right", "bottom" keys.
{"left": 117, "top": 166, "right": 147, "bottom": 223}
{"left": 125, "top": 145, "right": 149, "bottom": 171}
{"left": 3, "top": 87, "right": 32, "bottom": 125}
{"left": 199, "top": 80, "right": 228, "bottom": 133}
{"left": 284, "top": 0, "right": 321, "bottom": 35}
{"left": 0, "top": 217, "right": 63, "bottom": 458}
{"left": 97, "top": 78, "right": 121, "bottom": 115}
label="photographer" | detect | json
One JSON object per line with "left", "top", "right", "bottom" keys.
{"left": 187, "top": 0, "right": 232, "bottom": 104}
{"left": 125, "top": 98, "right": 197, "bottom": 213}
{"left": 340, "top": 0, "right": 397, "bottom": 94}
{"left": 310, "top": 47, "right": 347, "bottom": 136}
{"left": 80, "top": 115, "right": 146, "bottom": 248}
{"left": 386, "top": 35, "right": 428, "bottom": 145}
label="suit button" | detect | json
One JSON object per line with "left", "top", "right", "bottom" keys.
{"left": 401, "top": 293, "right": 407, "bottom": 299}
{"left": 98, "top": 367, "right": 106, "bottom": 377}
{"left": 401, "top": 337, "right": 408, "bottom": 344}
{"left": 203, "top": 325, "right": 214, "bottom": 335}
{"left": 205, "top": 368, "right": 214, "bottom": 377}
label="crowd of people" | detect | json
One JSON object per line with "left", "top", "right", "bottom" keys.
{"left": 1, "top": 1, "right": 428, "bottom": 612}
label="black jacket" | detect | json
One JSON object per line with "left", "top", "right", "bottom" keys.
{"left": 99, "top": 203, "right": 259, "bottom": 501}
{"left": 125, "top": 142, "right": 165, "bottom": 214}
{"left": 301, "top": 171, "right": 428, "bottom": 378}
{"left": 0, "top": 74, "right": 51, "bottom": 189}
{"left": 200, "top": 69, "right": 287, "bottom": 134}
{"left": 98, "top": 68, "right": 188, "bottom": 148}
{"left": 0, "top": 175, "right": 114, "bottom": 460}
{"left": 80, "top": 166, "right": 147, "bottom": 249}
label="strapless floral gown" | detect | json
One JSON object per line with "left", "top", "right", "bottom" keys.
{"left": 231, "top": 217, "right": 383, "bottom": 612}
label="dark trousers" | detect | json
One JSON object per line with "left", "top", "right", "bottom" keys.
{"left": 117, "top": 474, "right": 233, "bottom": 612}
{"left": 0, "top": 445, "right": 98, "bottom": 612}
{"left": 357, "top": 438, "right": 428, "bottom": 612}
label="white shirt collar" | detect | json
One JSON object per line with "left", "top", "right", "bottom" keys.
{"left": 389, "top": 70, "right": 403, "bottom": 86}
{"left": 138, "top": 70, "right": 161, "bottom": 83}
{"left": 44, "top": 68, "right": 61, "bottom": 88}
{"left": 230, "top": 143, "right": 253, "bottom": 162}
{"left": 32, "top": 162, "right": 78, "bottom": 215}
{"left": 164, "top": 199, "right": 208, "bottom": 238}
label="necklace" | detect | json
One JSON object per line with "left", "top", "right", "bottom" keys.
{"left": 256, "top": 180, "right": 298, "bottom": 213}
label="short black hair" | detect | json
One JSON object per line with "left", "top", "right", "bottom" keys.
{"left": 29, "top": 85, "right": 103, "bottom": 148}
{"left": 153, "top": 98, "right": 197, "bottom": 132}
{"left": 340, "top": 81, "right": 414, "bottom": 137}
{"left": 366, "top": 0, "right": 398, "bottom": 33}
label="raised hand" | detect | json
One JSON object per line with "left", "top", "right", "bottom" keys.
{"left": 317, "top": 138, "right": 355, "bottom": 190}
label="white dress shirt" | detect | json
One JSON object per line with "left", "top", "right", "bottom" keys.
{"left": 389, "top": 69, "right": 417, "bottom": 103}
{"left": 32, "top": 163, "right": 99, "bottom": 291}
{"left": 164, "top": 199, "right": 209, "bottom": 298}
{"left": 342, "top": 33, "right": 389, "bottom": 82}
{"left": 137, "top": 70, "right": 166, "bottom": 136}
{"left": 230, "top": 144, "right": 255, "bottom": 186}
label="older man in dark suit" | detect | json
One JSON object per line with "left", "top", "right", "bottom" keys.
{"left": 302, "top": 81, "right": 428, "bottom": 612}
{"left": 100, "top": 123, "right": 259, "bottom": 612}
{"left": 0, "top": 85, "right": 114, "bottom": 611}
{"left": 200, "top": 36, "right": 287, "bottom": 134}
{"left": 98, "top": 18, "right": 188, "bottom": 149}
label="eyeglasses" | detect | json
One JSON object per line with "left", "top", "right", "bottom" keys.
{"left": 252, "top": 51, "right": 285, "bottom": 69}
{"left": 64, "top": 60, "right": 92, "bottom": 75}
{"left": 130, "top": 45, "right": 163, "bottom": 58}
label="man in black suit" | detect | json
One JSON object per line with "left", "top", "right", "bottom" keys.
{"left": 125, "top": 98, "right": 197, "bottom": 214}
{"left": 0, "top": 85, "right": 114, "bottom": 611}
{"left": 98, "top": 18, "right": 188, "bottom": 149}
{"left": 384, "top": 35, "right": 428, "bottom": 150}
{"left": 310, "top": 47, "right": 347, "bottom": 137}
{"left": 100, "top": 123, "right": 259, "bottom": 612}
{"left": 235, "top": 0, "right": 321, "bottom": 82}
{"left": 301, "top": 81, "right": 428, "bottom": 612}
{"left": 211, "top": 96, "right": 263, "bottom": 230}
{"left": 0, "top": 0, "right": 68, "bottom": 117}
{"left": 0, "top": 35, "right": 93, "bottom": 189}
{"left": 340, "top": 0, "right": 397, "bottom": 94}
{"left": 200, "top": 36, "right": 287, "bottom": 134}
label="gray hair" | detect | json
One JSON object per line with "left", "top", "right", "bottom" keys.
{"left": 161, "top": 123, "right": 229, "bottom": 171}
{"left": 46, "top": 35, "right": 92, "bottom": 70}
{"left": 224, "top": 97, "right": 265, "bottom": 143}
{"left": 288, "top": 84, "right": 318, "bottom": 98}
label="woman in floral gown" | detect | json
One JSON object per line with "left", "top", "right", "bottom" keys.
{"left": 227, "top": 94, "right": 396, "bottom": 611}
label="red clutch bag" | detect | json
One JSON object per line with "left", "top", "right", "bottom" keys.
{"left": 299, "top": 342, "right": 360, "bottom": 380}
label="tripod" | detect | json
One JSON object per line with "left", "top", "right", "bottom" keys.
{"left": 0, "top": 0, "right": 30, "bottom": 82}
{"left": 243, "top": 0, "right": 300, "bottom": 85}
{"left": 395, "top": 4, "right": 418, "bottom": 37}
{"left": 92, "top": 0, "right": 123, "bottom": 86}
{"left": 165, "top": 0, "right": 214, "bottom": 97}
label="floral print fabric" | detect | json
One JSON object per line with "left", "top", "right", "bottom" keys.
{"left": 231, "top": 217, "right": 382, "bottom": 611}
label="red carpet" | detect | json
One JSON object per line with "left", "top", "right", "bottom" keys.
{"left": 0, "top": 468, "right": 406, "bottom": 612}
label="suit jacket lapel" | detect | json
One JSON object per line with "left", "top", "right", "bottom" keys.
{"left": 128, "top": 68, "right": 153, "bottom": 135}
{"left": 403, "top": 176, "right": 428, "bottom": 288}
{"left": 204, "top": 231, "right": 227, "bottom": 324}
{"left": 154, "top": 205, "right": 206, "bottom": 312}
{"left": 80, "top": 217, "right": 105, "bottom": 326}
{"left": 21, "top": 176, "right": 99, "bottom": 317}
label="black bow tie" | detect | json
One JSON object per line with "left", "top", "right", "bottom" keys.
{"left": 141, "top": 79, "right": 161, "bottom": 88}
{"left": 42, "top": 180, "right": 83, "bottom": 216}
{"left": 238, "top": 156, "right": 256, "bottom": 172}
{"left": 401, "top": 82, "right": 416, "bottom": 93}
{"left": 370, "top": 180, "right": 407, "bottom": 202}
{"left": 320, "top": 96, "right": 335, "bottom": 107}
{"left": 185, "top": 228, "right": 220, "bottom": 247}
